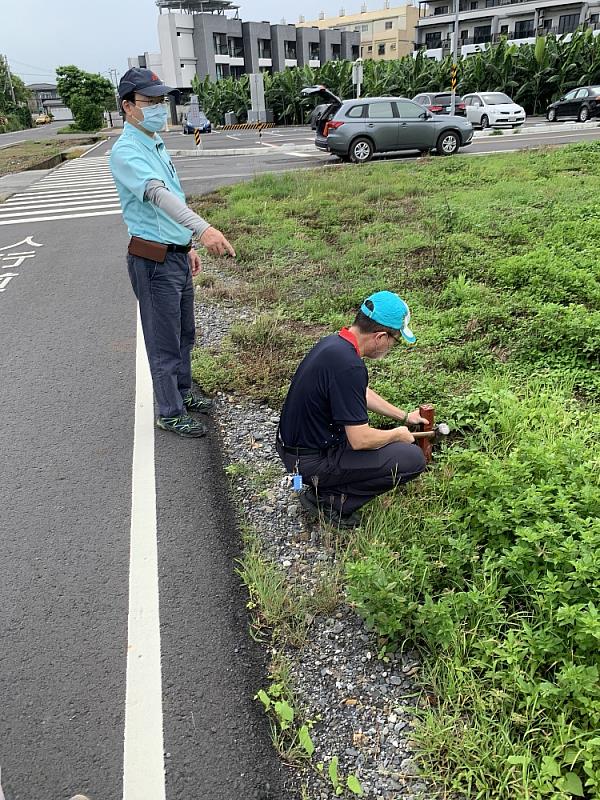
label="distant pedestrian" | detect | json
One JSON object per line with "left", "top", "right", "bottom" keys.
{"left": 277, "top": 292, "right": 428, "bottom": 527}
{"left": 109, "top": 67, "right": 235, "bottom": 438}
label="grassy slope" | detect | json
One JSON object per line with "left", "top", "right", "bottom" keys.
{"left": 190, "top": 144, "right": 600, "bottom": 799}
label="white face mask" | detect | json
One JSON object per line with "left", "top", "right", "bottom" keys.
{"left": 140, "top": 103, "right": 168, "bottom": 132}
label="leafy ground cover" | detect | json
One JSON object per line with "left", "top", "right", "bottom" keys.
{"left": 0, "top": 138, "right": 98, "bottom": 177}
{"left": 190, "top": 142, "right": 600, "bottom": 799}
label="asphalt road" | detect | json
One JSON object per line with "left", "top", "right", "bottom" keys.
{"left": 0, "top": 147, "right": 282, "bottom": 800}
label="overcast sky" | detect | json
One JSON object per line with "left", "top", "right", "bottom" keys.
{"left": 4, "top": 0, "right": 377, "bottom": 86}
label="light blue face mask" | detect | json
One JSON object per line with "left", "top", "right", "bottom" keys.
{"left": 141, "top": 103, "right": 168, "bottom": 132}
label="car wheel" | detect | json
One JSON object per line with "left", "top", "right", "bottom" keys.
{"left": 436, "top": 131, "right": 460, "bottom": 156}
{"left": 350, "top": 137, "right": 374, "bottom": 163}
{"left": 480, "top": 114, "right": 490, "bottom": 129}
{"left": 547, "top": 108, "right": 557, "bottom": 122}
{"left": 578, "top": 105, "right": 590, "bottom": 122}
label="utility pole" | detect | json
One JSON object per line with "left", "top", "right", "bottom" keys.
{"left": 2, "top": 55, "right": 16, "bottom": 104}
{"left": 450, "top": 0, "right": 460, "bottom": 115}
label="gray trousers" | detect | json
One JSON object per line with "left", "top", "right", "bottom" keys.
{"left": 127, "top": 251, "right": 195, "bottom": 418}
{"left": 277, "top": 440, "right": 427, "bottom": 514}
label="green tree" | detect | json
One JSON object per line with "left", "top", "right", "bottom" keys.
{"left": 56, "top": 65, "right": 115, "bottom": 111}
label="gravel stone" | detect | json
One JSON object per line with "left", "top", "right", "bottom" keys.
{"left": 195, "top": 291, "right": 433, "bottom": 800}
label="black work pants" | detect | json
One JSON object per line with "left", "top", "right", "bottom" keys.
{"left": 277, "top": 440, "right": 427, "bottom": 514}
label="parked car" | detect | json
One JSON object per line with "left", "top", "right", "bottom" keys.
{"left": 546, "top": 86, "right": 600, "bottom": 122}
{"left": 301, "top": 86, "right": 473, "bottom": 162}
{"left": 182, "top": 109, "right": 212, "bottom": 134}
{"left": 412, "top": 93, "right": 466, "bottom": 117}
{"left": 462, "top": 92, "right": 526, "bottom": 128}
{"left": 34, "top": 113, "right": 52, "bottom": 125}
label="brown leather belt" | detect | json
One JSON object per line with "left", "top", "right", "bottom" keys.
{"left": 128, "top": 235, "right": 192, "bottom": 263}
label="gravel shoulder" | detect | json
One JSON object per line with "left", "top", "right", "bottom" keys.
{"left": 195, "top": 287, "right": 432, "bottom": 800}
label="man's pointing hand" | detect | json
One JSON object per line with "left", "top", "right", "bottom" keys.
{"left": 199, "top": 226, "right": 236, "bottom": 257}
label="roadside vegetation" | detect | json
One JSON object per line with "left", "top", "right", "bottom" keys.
{"left": 191, "top": 141, "right": 600, "bottom": 799}
{"left": 0, "top": 59, "right": 32, "bottom": 133}
{"left": 193, "top": 29, "right": 600, "bottom": 124}
{"left": 0, "top": 138, "right": 100, "bottom": 178}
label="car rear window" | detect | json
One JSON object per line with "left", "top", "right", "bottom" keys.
{"left": 590, "top": 87, "right": 600, "bottom": 94}
{"left": 346, "top": 105, "right": 366, "bottom": 118}
{"left": 434, "top": 94, "right": 462, "bottom": 103}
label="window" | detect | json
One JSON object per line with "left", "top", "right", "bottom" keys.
{"left": 413, "top": 95, "right": 428, "bottom": 104}
{"left": 177, "top": 31, "right": 181, "bottom": 36}
{"left": 228, "top": 37, "right": 244, "bottom": 58}
{"left": 514, "top": 19, "right": 534, "bottom": 37}
{"left": 352, "top": 45, "right": 360, "bottom": 58}
{"left": 258, "top": 39, "right": 271, "bottom": 58}
{"left": 395, "top": 100, "right": 423, "bottom": 118}
{"left": 434, "top": 5, "right": 449, "bottom": 13}
{"left": 558, "top": 13, "right": 579, "bottom": 33}
{"left": 385, "top": 20, "right": 393, "bottom": 29}
{"left": 591, "top": 13, "right": 599, "bottom": 23}
{"left": 470, "top": 1, "right": 478, "bottom": 8}
{"left": 367, "top": 44, "right": 373, "bottom": 51}
{"left": 425, "top": 31, "right": 442, "bottom": 46}
{"left": 564, "top": 89, "right": 578, "bottom": 100}
{"left": 543, "top": 18, "right": 552, "bottom": 30}
{"left": 346, "top": 105, "right": 366, "bottom": 117}
{"left": 391, "top": 43, "right": 396, "bottom": 49}
{"left": 310, "top": 43, "right": 320, "bottom": 59}
{"left": 180, "top": 63, "right": 185, "bottom": 68}
{"left": 213, "top": 33, "right": 228, "bottom": 55}
{"left": 215, "top": 64, "right": 226, "bottom": 79}
{"left": 378, "top": 43, "right": 386, "bottom": 54}
{"left": 460, "top": 29, "right": 469, "bottom": 39}
{"left": 575, "top": 88, "right": 589, "bottom": 98}
{"left": 284, "top": 41, "right": 297, "bottom": 59}
{"left": 473, "top": 24, "right": 491, "bottom": 42}
{"left": 368, "top": 101, "right": 395, "bottom": 117}
{"left": 332, "top": 43, "right": 341, "bottom": 59}
{"left": 362, "top": 24, "right": 369, "bottom": 30}
{"left": 500, "top": 24, "right": 509, "bottom": 34}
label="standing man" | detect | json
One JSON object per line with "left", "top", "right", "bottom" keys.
{"left": 276, "top": 292, "right": 428, "bottom": 527}
{"left": 109, "top": 68, "right": 235, "bottom": 438}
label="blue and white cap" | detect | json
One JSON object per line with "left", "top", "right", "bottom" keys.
{"left": 360, "top": 291, "right": 416, "bottom": 344}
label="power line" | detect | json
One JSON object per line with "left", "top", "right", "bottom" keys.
{"left": 6, "top": 56, "right": 55, "bottom": 73}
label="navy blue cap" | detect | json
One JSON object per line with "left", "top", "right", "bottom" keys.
{"left": 118, "top": 68, "right": 178, "bottom": 99}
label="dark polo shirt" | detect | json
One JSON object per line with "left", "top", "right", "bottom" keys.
{"left": 279, "top": 331, "right": 368, "bottom": 450}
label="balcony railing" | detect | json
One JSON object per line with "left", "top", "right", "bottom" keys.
{"left": 414, "top": 23, "right": 596, "bottom": 49}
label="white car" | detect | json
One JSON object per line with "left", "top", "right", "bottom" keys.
{"left": 463, "top": 92, "right": 526, "bottom": 129}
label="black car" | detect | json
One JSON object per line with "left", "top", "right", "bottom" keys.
{"left": 546, "top": 86, "right": 600, "bottom": 122}
{"left": 413, "top": 93, "right": 467, "bottom": 117}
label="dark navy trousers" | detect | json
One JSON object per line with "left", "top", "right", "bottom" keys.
{"left": 277, "top": 440, "right": 427, "bottom": 514}
{"left": 127, "top": 251, "right": 195, "bottom": 418}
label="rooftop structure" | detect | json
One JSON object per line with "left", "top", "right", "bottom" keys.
{"left": 156, "top": 0, "right": 239, "bottom": 14}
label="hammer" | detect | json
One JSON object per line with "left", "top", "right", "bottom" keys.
{"left": 413, "top": 404, "right": 450, "bottom": 462}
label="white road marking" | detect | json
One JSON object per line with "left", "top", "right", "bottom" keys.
{"left": 8, "top": 190, "right": 118, "bottom": 202}
{"left": 3, "top": 196, "right": 119, "bottom": 211}
{"left": 226, "top": 134, "right": 242, "bottom": 141}
{"left": 123, "top": 308, "right": 166, "bottom": 800}
{"left": 0, "top": 209, "right": 122, "bottom": 225}
{"left": 285, "top": 151, "right": 316, "bottom": 158}
{"left": 0, "top": 202, "right": 120, "bottom": 219}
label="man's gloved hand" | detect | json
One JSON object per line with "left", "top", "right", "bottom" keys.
{"left": 199, "top": 226, "right": 236, "bottom": 257}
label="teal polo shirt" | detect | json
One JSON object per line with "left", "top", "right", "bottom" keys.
{"left": 109, "top": 122, "right": 191, "bottom": 246}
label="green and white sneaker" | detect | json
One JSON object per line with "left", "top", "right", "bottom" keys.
{"left": 182, "top": 391, "right": 214, "bottom": 414}
{"left": 156, "top": 414, "right": 207, "bottom": 438}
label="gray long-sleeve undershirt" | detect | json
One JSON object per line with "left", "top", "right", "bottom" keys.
{"left": 144, "top": 179, "right": 211, "bottom": 238}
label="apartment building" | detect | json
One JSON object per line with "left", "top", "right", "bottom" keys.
{"left": 415, "top": 0, "right": 600, "bottom": 58}
{"left": 299, "top": 3, "right": 420, "bottom": 60}
{"left": 128, "top": 0, "right": 359, "bottom": 87}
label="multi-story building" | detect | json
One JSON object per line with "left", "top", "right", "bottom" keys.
{"left": 128, "top": 0, "right": 360, "bottom": 87}
{"left": 299, "top": 3, "right": 420, "bottom": 60}
{"left": 415, "top": 0, "right": 600, "bottom": 59}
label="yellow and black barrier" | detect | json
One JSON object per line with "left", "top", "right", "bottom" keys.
{"left": 217, "top": 122, "right": 276, "bottom": 131}
{"left": 451, "top": 64, "right": 458, "bottom": 92}
{"left": 194, "top": 128, "right": 202, "bottom": 147}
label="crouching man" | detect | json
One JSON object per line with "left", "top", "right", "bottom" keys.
{"left": 276, "top": 291, "right": 428, "bottom": 527}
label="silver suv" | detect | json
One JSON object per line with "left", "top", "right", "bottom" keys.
{"left": 302, "top": 86, "right": 473, "bottom": 162}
